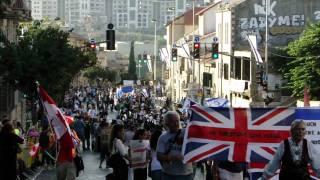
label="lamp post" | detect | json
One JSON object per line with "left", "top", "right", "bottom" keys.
{"left": 152, "top": 19, "right": 157, "bottom": 82}
{"left": 168, "top": 5, "right": 176, "bottom": 102}
{"left": 265, "top": 0, "right": 269, "bottom": 90}
{"left": 137, "top": 60, "right": 142, "bottom": 79}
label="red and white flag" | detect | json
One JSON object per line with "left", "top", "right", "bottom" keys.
{"left": 38, "top": 86, "right": 74, "bottom": 146}
{"left": 65, "top": 115, "right": 74, "bottom": 125}
{"left": 29, "top": 143, "right": 40, "bottom": 157}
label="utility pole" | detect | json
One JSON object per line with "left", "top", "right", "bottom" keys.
{"left": 220, "top": 6, "right": 224, "bottom": 98}
{"left": 192, "top": 0, "right": 195, "bottom": 83}
{"left": 265, "top": 0, "right": 269, "bottom": 90}
{"left": 153, "top": 19, "right": 157, "bottom": 81}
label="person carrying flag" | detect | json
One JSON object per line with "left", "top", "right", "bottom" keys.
{"left": 262, "top": 120, "right": 320, "bottom": 179}
{"left": 38, "top": 86, "right": 80, "bottom": 180}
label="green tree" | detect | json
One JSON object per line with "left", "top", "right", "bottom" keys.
{"left": 0, "top": 22, "right": 97, "bottom": 103}
{"left": 83, "top": 66, "right": 116, "bottom": 85}
{"left": 285, "top": 23, "right": 320, "bottom": 99}
{"left": 127, "top": 41, "right": 137, "bottom": 80}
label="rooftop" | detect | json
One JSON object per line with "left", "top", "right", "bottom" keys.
{"left": 166, "top": 7, "right": 205, "bottom": 27}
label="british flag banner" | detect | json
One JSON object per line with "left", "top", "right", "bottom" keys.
{"left": 182, "top": 105, "right": 320, "bottom": 164}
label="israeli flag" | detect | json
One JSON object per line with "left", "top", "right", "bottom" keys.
{"left": 205, "top": 98, "right": 229, "bottom": 107}
{"left": 142, "top": 88, "right": 149, "bottom": 97}
{"left": 116, "top": 87, "right": 123, "bottom": 98}
{"left": 121, "top": 86, "right": 134, "bottom": 94}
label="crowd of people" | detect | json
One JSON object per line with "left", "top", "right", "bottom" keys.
{"left": 0, "top": 84, "right": 319, "bottom": 180}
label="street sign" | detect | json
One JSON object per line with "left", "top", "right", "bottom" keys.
{"left": 194, "top": 36, "right": 200, "bottom": 42}
{"left": 213, "top": 37, "right": 219, "bottom": 43}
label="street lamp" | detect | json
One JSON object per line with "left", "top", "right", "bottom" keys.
{"left": 137, "top": 60, "right": 142, "bottom": 79}
{"left": 168, "top": 4, "right": 176, "bottom": 102}
{"left": 152, "top": 19, "right": 157, "bottom": 82}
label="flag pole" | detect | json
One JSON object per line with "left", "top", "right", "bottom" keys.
{"left": 35, "top": 82, "right": 58, "bottom": 163}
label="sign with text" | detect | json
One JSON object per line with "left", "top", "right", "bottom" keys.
{"left": 129, "top": 140, "right": 149, "bottom": 169}
{"left": 234, "top": 0, "right": 320, "bottom": 47}
{"left": 296, "top": 108, "right": 320, "bottom": 146}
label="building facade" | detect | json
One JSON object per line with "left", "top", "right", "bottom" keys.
{"left": 0, "top": 0, "right": 31, "bottom": 124}
{"left": 64, "top": 0, "right": 106, "bottom": 28}
{"left": 166, "top": 0, "right": 320, "bottom": 107}
{"left": 111, "top": 0, "right": 202, "bottom": 30}
{"left": 31, "top": 0, "right": 58, "bottom": 20}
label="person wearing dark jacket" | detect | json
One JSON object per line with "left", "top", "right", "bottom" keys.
{"left": 84, "top": 121, "right": 91, "bottom": 150}
{"left": 0, "top": 122, "right": 24, "bottom": 180}
{"left": 263, "top": 120, "right": 320, "bottom": 179}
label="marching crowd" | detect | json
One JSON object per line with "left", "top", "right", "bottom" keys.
{"left": 0, "top": 84, "right": 319, "bottom": 180}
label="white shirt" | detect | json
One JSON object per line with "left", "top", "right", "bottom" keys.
{"left": 112, "top": 138, "right": 128, "bottom": 156}
{"left": 263, "top": 138, "right": 320, "bottom": 178}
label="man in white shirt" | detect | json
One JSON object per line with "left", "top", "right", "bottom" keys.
{"left": 263, "top": 120, "right": 320, "bottom": 179}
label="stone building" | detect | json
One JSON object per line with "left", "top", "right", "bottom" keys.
{"left": 0, "top": 0, "right": 31, "bottom": 124}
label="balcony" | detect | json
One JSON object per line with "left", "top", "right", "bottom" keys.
{"left": 1, "top": 0, "right": 31, "bottom": 20}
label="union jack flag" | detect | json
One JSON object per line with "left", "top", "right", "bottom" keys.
{"left": 182, "top": 105, "right": 295, "bottom": 163}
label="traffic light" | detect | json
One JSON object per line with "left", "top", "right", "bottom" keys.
{"left": 172, "top": 48, "right": 177, "bottom": 61}
{"left": 212, "top": 43, "right": 219, "bottom": 59}
{"left": 256, "top": 71, "right": 263, "bottom": 85}
{"left": 106, "top": 23, "right": 115, "bottom": 50}
{"left": 193, "top": 42, "right": 200, "bottom": 59}
{"left": 89, "top": 39, "right": 96, "bottom": 50}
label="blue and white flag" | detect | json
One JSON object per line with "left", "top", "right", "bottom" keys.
{"left": 182, "top": 98, "right": 197, "bottom": 110}
{"left": 116, "top": 87, "right": 123, "bottom": 98}
{"left": 121, "top": 86, "right": 134, "bottom": 94}
{"left": 142, "top": 88, "right": 149, "bottom": 97}
{"left": 205, "top": 98, "right": 229, "bottom": 107}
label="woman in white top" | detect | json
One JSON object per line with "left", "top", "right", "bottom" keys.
{"left": 109, "top": 124, "right": 129, "bottom": 180}
{"left": 149, "top": 129, "right": 162, "bottom": 180}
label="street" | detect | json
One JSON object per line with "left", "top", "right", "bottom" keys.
{"left": 36, "top": 150, "right": 206, "bottom": 180}
{"left": 36, "top": 151, "right": 112, "bottom": 180}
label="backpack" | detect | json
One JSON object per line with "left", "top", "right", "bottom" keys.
{"left": 39, "top": 131, "right": 49, "bottom": 149}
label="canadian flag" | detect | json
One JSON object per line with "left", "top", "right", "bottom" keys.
{"left": 38, "top": 86, "right": 74, "bottom": 149}
{"left": 65, "top": 115, "right": 74, "bottom": 125}
{"left": 29, "top": 143, "right": 40, "bottom": 157}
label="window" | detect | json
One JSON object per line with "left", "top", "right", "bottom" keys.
{"left": 233, "top": 57, "right": 241, "bottom": 80}
{"left": 177, "top": 0, "right": 184, "bottom": 9}
{"left": 129, "top": 10, "right": 135, "bottom": 21}
{"left": 180, "top": 58, "right": 185, "bottom": 73}
{"left": 242, "top": 58, "right": 250, "bottom": 81}
{"left": 224, "top": 64, "right": 229, "bottom": 80}
{"left": 224, "top": 23, "right": 229, "bottom": 44}
{"left": 130, "top": 0, "right": 135, "bottom": 7}
{"left": 203, "top": 73, "right": 213, "bottom": 87}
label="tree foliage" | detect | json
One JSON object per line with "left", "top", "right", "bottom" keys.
{"left": 127, "top": 41, "right": 137, "bottom": 80}
{"left": 285, "top": 23, "right": 320, "bottom": 99}
{"left": 0, "top": 22, "right": 97, "bottom": 103}
{"left": 83, "top": 66, "right": 116, "bottom": 84}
